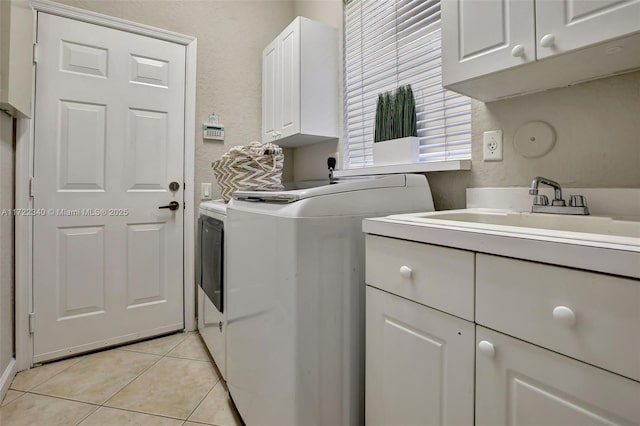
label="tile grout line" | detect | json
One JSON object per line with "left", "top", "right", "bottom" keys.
{"left": 99, "top": 351, "right": 166, "bottom": 407}
{"left": 86, "top": 403, "right": 190, "bottom": 422}
{"left": 9, "top": 354, "right": 85, "bottom": 393}
{"left": 100, "top": 333, "right": 213, "bottom": 421}
{"left": 2, "top": 332, "right": 225, "bottom": 425}
{"left": 23, "top": 389, "right": 102, "bottom": 406}
{"left": 184, "top": 377, "right": 221, "bottom": 423}
{"left": 74, "top": 402, "right": 102, "bottom": 426}
{"left": 165, "top": 334, "right": 220, "bottom": 423}
{"left": 15, "top": 336, "right": 178, "bottom": 421}
{"left": 0, "top": 390, "right": 27, "bottom": 408}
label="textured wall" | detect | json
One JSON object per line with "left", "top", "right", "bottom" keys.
{"left": 0, "top": 113, "right": 14, "bottom": 378}
{"left": 295, "top": 3, "right": 640, "bottom": 209}
{"left": 427, "top": 71, "right": 640, "bottom": 209}
{"left": 291, "top": 0, "right": 342, "bottom": 181}
{"left": 54, "top": 0, "right": 295, "bottom": 205}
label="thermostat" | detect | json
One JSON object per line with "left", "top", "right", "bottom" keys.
{"left": 203, "top": 124, "right": 225, "bottom": 141}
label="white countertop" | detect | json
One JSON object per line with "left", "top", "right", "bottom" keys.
{"left": 363, "top": 212, "right": 640, "bottom": 279}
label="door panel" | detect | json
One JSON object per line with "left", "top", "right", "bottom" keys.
{"left": 33, "top": 13, "right": 185, "bottom": 362}
{"left": 366, "top": 286, "right": 475, "bottom": 426}
{"left": 126, "top": 223, "right": 166, "bottom": 307}
{"left": 60, "top": 40, "right": 108, "bottom": 77}
{"left": 476, "top": 326, "right": 640, "bottom": 426}
{"left": 126, "top": 109, "right": 168, "bottom": 191}
{"left": 261, "top": 40, "right": 278, "bottom": 142}
{"left": 441, "top": 0, "right": 535, "bottom": 86}
{"left": 57, "top": 226, "right": 105, "bottom": 319}
{"left": 278, "top": 20, "right": 300, "bottom": 139}
{"left": 58, "top": 101, "right": 106, "bottom": 191}
{"left": 536, "top": 0, "right": 640, "bottom": 59}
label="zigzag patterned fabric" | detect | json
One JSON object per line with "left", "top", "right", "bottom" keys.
{"left": 211, "top": 141, "right": 284, "bottom": 202}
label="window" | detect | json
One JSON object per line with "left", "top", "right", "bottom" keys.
{"left": 344, "top": 0, "right": 471, "bottom": 169}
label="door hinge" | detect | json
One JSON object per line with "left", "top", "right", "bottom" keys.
{"left": 33, "top": 43, "right": 40, "bottom": 64}
{"left": 29, "top": 177, "right": 35, "bottom": 198}
{"left": 29, "top": 313, "right": 35, "bottom": 334}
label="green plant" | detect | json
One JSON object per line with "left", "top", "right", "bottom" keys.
{"left": 373, "top": 84, "right": 417, "bottom": 143}
{"left": 374, "top": 94, "right": 384, "bottom": 143}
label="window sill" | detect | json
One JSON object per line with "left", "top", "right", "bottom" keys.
{"left": 333, "top": 160, "right": 471, "bottom": 177}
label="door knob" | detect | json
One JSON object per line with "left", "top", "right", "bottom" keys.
{"left": 511, "top": 44, "right": 525, "bottom": 58}
{"left": 399, "top": 265, "right": 413, "bottom": 279}
{"left": 540, "top": 34, "right": 556, "bottom": 48}
{"left": 552, "top": 306, "right": 576, "bottom": 327}
{"left": 478, "top": 340, "right": 495, "bottom": 358}
{"left": 159, "top": 201, "right": 180, "bottom": 211}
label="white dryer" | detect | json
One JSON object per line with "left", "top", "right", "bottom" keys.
{"left": 197, "top": 200, "right": 227, "bottom": 379}
{"left": 225, "top": 174, "right": 435, "bottom": 426}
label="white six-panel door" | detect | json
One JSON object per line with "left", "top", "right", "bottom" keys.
{"left": 33, "top": 13, "right": 186, "bottom": 362}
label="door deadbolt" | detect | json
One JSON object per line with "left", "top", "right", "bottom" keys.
{"left": 169, "top": 181, "right": 180, "bottom": 192}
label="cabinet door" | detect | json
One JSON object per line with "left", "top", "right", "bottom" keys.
{"left": 277, "top": 19, "right": 300, "bottom": 140}
{"left": 262, "top": 38, "right": 278, "bottom": 143}
{"left": 442, "top": 0, "right": 535, "bottom": 86}
{"left": 476, "top": 326, "right": 640, "bottom": 426}
{"left": 536, "top": 0, "right": 640, "bottom": 59}
{"left": 366, "top": 286, "right": 474, "bottom": 426}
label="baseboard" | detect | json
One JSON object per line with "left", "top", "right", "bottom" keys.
{"left": 0, "top": 358, "right": 17, "bottom": 403}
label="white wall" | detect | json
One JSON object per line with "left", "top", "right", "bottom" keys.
{"left": 427, "top": 71, "right": 640, "bottom": 209}
{"left": 0, "top": 113, "right": 15, "bottom": 384}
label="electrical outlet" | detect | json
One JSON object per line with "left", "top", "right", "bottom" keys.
{"left": 483, "top": 130, "right": 503, "bottom": 161}
{"left": 201, "top": 182, "right": 212, "bottom": 200}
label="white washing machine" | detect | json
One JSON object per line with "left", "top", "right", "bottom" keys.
{"left": 225, "top": 174, "right": 435, "bottom": 426}
{"left": 197, "top": 200, "right": 227, "bottom": 379}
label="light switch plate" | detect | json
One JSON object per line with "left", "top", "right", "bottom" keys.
{"left": 483, "top": 130, "right": 503, "bottom": 161}
{"left": 201, "top": 182, "right": 212, "bottom": 200}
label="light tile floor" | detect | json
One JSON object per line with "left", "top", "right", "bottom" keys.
{"left": 0, "top": 332, "right": 242, "bottom": 426}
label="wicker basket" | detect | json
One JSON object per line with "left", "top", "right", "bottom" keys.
{"left": 211, "top": 142, "right": 284, "bottom": 202}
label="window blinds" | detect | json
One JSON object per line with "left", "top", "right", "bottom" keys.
{"left": 344, "top": 0, "right": 471, "bottom": 169}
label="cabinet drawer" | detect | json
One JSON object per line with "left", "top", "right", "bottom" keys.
{"left": 365, "top": 235, "right": 474, "bottom": 321}
{"left": 476, "top": 326, "right": 640, "bottom": 426}
{"left": 477, "top": 254, "right": 640, "bottom": 381}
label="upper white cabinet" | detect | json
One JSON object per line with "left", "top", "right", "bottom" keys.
{"left": 441, "top": 0, "right": 536, "bottom": 86}
{"left": 0, "top": 0, "right": 34, "bottom": 118}
{"left": 262, "top": 17, "right": 339, "bottom": 147}
{"left": 442, "top": 0, "right": 640, "bottom": 101}
{"left": 536, "top": 0, "right": 640, "bottom": 59}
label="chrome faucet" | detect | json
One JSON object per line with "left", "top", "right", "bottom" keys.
{"left": 529, "top": 176, "right": 565, "bottom": 206}
{"left": 529, "top": 176, "right": 589, "bottom": 215}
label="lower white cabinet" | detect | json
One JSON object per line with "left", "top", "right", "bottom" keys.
{"left": 476, "top": 326, "right": 640, "bottom": 426}
{"left": 364, "top": 234, "right": 640, "bottom": 426}
{"left": 366, "top": 286, "right": 475, "bottom": 426}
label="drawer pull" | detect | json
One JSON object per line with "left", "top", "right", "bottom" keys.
{"left": 552, "top": 306, "right": 576, "bottom": 326}
{"left": 399, "top": 265, "right": 413, "bottom": 279}
{"left": 478, "top": 340, "right": 495, "bottom": 358}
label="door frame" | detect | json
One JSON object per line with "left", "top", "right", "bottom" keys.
{"left": 15, "top": 0, "right": 197, "bottom": 371}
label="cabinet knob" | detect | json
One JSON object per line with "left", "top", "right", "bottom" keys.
{"left": 552, "top": 306, "right": 576, "bottom": 327}
{"left": 399, "top": 265, "right": 412, "bottom": 279}
{"left": 478, "top": 340, "right": 495, "bottom": 358}
{"left": 540, "top": 34, "right": 556, "bottom": 48}
{"left": 511, "top": 44, "right": 525, "bottom": 58}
